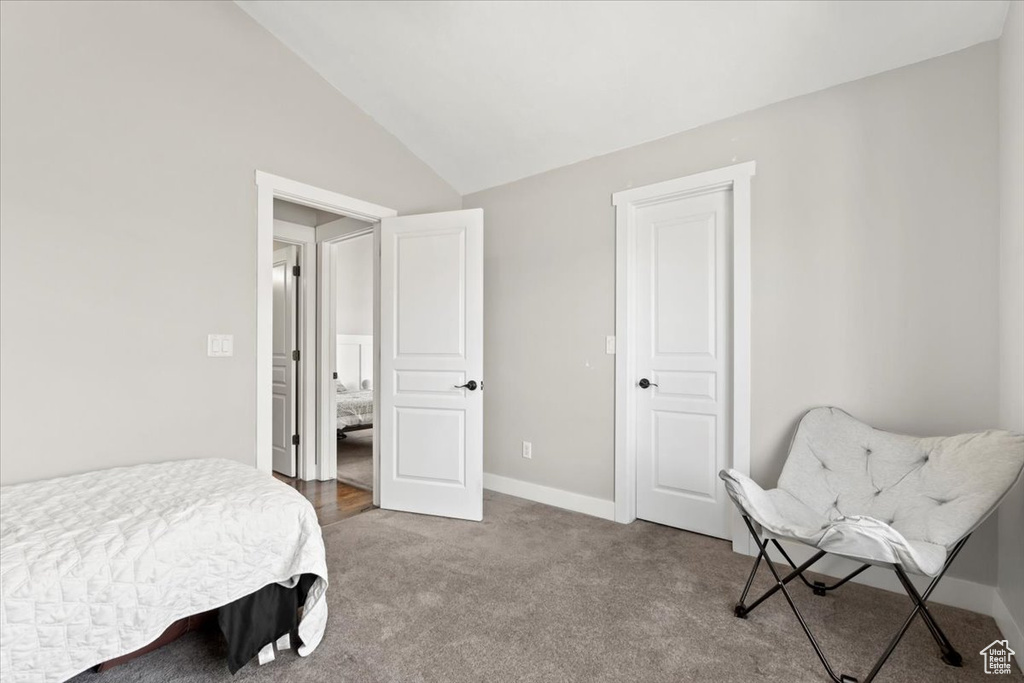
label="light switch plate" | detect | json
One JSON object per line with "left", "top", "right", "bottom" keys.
{"left": 605, "top": 335, "right": 616, "bottom": 354}
{"left": 208, "top": 334, "right": 234, "bottom": 357}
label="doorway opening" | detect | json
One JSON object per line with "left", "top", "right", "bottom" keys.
{"left": 256, "top": 173, "right": 396, "bottom": 526}
{"left": 270, "top": 199, "right": 344, "bottom": 480}
{"left": 328, "top": 228, "right": 376, "bottom": 493}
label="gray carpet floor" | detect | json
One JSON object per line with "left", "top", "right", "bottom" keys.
{"left": 72, "top": 492, "right": 1014, "bottom": 682}
{"left": 336, "top": 432, "right": 373, "bottom": 490}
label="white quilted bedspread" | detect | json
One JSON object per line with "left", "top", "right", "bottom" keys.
{"left": 0, "top": 459, "right": 329, "bottom": 683}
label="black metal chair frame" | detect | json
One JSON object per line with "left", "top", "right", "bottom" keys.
{"left": 733, "top": 515, "right": 969, "bottom": 683}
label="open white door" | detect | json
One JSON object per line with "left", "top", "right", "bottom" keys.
{"left": 379, "top": 209, "right": 483, "bottom": 521}
{"left": 272, "top": 246, "right": 299, "bottom": 477}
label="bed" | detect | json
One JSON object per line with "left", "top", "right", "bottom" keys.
{"left": 337, "top": 386, "right": 374, "bottom": 436}
{"left": 0, "top": 459, "right": 329, "bottom": 682}
{"left": 335, "top": 335, "right": 374, "bottom": 437}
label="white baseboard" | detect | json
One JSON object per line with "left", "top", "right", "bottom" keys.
{"left": 993, "top": 589, "right": 1024, "bottom": 657}
{"left": 740, "top": 538, "right": 997, "bottom": 617}
{"left": 483, "top": 473, "right": 615, "bottom": 521}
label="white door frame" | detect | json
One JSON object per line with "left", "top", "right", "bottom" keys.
{"left": 612, "top": 161, "right": 755, "bottom": 553}
{"left": 256, "top": 171, "right": 396, "bottom": 481}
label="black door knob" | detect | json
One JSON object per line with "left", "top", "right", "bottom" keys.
{"left": 638, "top": 378, "right": 658, "bottom": 389}
{"left": 456, "top": 380, "right": 478, "bottom": 391}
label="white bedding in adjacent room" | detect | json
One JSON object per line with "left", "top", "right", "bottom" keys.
{"left": 337, "top": 388, "right": 374, "bottom": 429}
{"left": 0, "top": 459, "right": 329, "bottom": 683}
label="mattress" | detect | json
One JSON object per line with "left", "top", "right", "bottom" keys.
{"left": 337, "top": 389, "right": 374, "bottom": 428}
{"left": 0, "top": 459, "right": 329, "bottom": 683}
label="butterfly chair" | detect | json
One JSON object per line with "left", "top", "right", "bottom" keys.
{"left": 719, "top": 407, "right": 1024, "bottom": 683}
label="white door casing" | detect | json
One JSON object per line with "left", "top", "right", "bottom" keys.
{"left": 612, "top": 161, "right": 754, "bottom": 553}
{"left": 256, "top": 171, "right": 396, "bottom": 483}
{"left": 379, "top": 209, "right": 484, "bottom": 521}
{"left": 272, "top": 246, "right": 298, "bottom": 477}
{"left": 317, "top": 237, "right": 340, "bottom": 483}
{"left": 634, "top": 189, "right": 732, "bottom": 539}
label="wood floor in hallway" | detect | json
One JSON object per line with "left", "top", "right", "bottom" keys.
{"left": 273, "top": 473, "right": 374, "bottom": 526}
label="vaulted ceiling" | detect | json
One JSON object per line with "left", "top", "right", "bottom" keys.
{"left": 237, "top": 1, "right": 1009, "bottom": 194}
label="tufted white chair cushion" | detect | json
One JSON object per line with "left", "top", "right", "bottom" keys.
{"left": 721, "top": 407, "right": 1024, "bottom": 576}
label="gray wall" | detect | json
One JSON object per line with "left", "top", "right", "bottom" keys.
{"left": 273, "top": 199, "right": 342, "bottom": 228}
{"left": 274, "top": 200, "right": 319, "bottom": 228}
{"left": 465, "top": 43, "right": 1001, "bottom": 584}
{"left": 0, "top": 1, "right": 460, "bottom": 484}
{"left": 997, "top": 0, "right": 1024, "bottom": 641}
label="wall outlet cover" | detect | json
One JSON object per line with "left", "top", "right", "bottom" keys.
{"left": 208, "top": 334, "right": 234, "bottom": 357}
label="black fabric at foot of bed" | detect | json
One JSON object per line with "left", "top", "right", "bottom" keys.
{"left": 217, "top": 574, "right": 318, "bottom": 674}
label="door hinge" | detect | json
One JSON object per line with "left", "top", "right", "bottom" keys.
{"left": 292, "top": 349, "right": 300, "bottom": 362}
{"left": 292, "top": 265, "right": 300, "bottom": 277}
{"left": 292, "top": 434, "right": 300, "bottom": 446}
{"left": 332, "top": 371, "right": 338, "bottom": 379}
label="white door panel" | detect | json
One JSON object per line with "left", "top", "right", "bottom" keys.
{"left": 379, "top": 209, "right": 483, "bottom": 521}
{"left": 636, "top": 190, "right": 731, "bottom": 538}
{"left": 395, "top": 408, "right": 465, "bottom": 483}
{"left": 395, "top": 230, "right": 466, "bottom": 357}
{"left": 272, "top": 246, "right": 298, "bottom": 477}
{"left": 652, "top": 411, "right": 717, "bottom": 498}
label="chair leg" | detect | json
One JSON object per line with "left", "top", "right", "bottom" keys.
{"left": 733, "top": 517, "right": 971, "bottom": 683}
{"left": 889, "top": 538, "right": 969, "bottom": 667}
{"left": 733, "top": 528, "right": 826, "bottom": 618}
{"left": 734, "top": 543, "right": 763, "bottom": 617}
{"left": 892, "top": 566, "right": 962, "bottom": 666}
{"left": 770, "top": 539, "right": 870, "bottom": 596}
{"left": 861, "top": 548, "right": 966, "bottom": 682}
{"left": 738, "top": 516, "right": 855, "bottom": 683}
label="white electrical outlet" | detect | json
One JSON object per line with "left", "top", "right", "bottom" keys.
{"left": 606, "top": 335, "right": 616, "bottom": 354}
{"left": 207, "top": 334, "right": 234, "bottom": 357}
{"left": 522, "top": 441, "right": 532, "bottom": 459}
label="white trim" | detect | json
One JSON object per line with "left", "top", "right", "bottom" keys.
{"left": 273, "top": 220, "right": 315, "bottom": 244}
{"left": 612, "top": 161, "right": 756, "bottom": 554}
{"left": 255, "top": 171, "right": 395, "bottom": 482}
{"left": 483, "top": 474, "right": 616, "bottom": 521}
{"left": 372, "top": 225, "right": 381, "bottom": 505}
{"left": 611, "top": 161, "right": 756, "bottom": 207}
{"left": 258, "top": 171, "right": 396, "bottom": 222}
{"left": 318, "top": 216, "right": 376, "bottom": 242}
{"left": 741, "top": 539, "right": 997, "bottom": 617}
{"left": 993, "top": 589, "right": 1024, "bottom": 657}
{"left": 316, "top": 238, "right": 337, "bottom": 481}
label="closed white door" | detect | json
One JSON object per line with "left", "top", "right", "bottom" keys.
{"left": 634, "top": 189, "right": 732, "bottom": 539}
{"left": 272, "top": 246, "right": 298, "bottom": 477}
{"left": 379, "top": 209, "right": 483, "bottom": 521}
